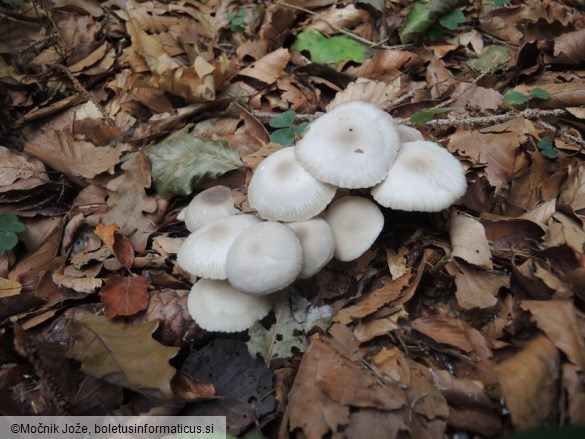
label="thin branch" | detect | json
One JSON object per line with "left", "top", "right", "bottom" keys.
{"left": 402, "top": 108, "right": 567, "bottom": 127}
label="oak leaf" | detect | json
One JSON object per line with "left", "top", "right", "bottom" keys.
{"left": 66, "top": 308, "right": 179, "bottom": 399}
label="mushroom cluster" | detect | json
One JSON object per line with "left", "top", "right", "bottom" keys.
{"left": 176, "top": 101, "right": 467, "bottom": 333}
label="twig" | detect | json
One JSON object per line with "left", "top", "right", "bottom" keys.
{"left": 276, "top": 0, "right": 411, "bottom": 50}
{"left": 535, "top": 118, "right": 585, "bottom": 148}
{"left": 402, "top": 108, "right": 567, "bottom": 127}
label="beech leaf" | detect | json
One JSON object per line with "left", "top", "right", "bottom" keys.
{"left": 99, "top": 275, "right": 149, "bottom": 319}
{"left": 146, "top": 132, "right": 243, "bottom": 199}
{"left": 66, "top": 309, "right": 179, "bottom": 399}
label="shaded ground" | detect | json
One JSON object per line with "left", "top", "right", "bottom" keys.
{"left": 1, "top": 1, "right": 585, "bottom": 438}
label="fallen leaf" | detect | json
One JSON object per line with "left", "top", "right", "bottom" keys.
{"left": 171, "top": 370, "right": 215, "bottom": 402}
{"left": 94, "top": 223, "right": 118, "bottom": 250}
{"left": 99, "top": 275, "right": 149, "bottom": 319}
{"left": 181, "top": 338, "right": 275, "bottom": 437}
{"left": 146, "top": 132, "right": 243, "bottom": 199}
{"left": 0, "top": 146, "right": 48, "bottom": 192}
{"left": 521, "top": 300, "right": 585, "bottom": 371}
{"left": 238, "top": 48, "right": 290, "bottom": 84}
{"left": 327, "top": 78, "right": 401, "bottom": 111}
{"left": 546, "top": 28, "right": 585, "bottom": 65}
{"left": 449, "top": 212, "right": 493, "bottom": 269}
{"left": 247, "top": 291, "right": 332, "bottom": 361}
{"left": 66, "top": 308, "right": 179, "bottom": 399}
{"left": 495, "top": 335, "right": 560, "bottom": 429}
{"left": 0, "top": 278, "right": 21, "bottom": 298}
{"left": 446, "top": 260, "right": 508, "bottom": 309}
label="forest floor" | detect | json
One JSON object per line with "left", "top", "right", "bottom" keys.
{"left": 1, "top": 0, "right": 585, "bottom": 438}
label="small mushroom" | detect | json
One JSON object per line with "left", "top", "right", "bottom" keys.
{"left": 178, "top": 185, "right": 237, "bottom": 232}
{"left": 187, "top": 278, "right": 272, "bottom": 332}
{"left": 371, "top": 140, "right": 467, "bottom": 212}
{"left": 248, "top": 147, "right": 336, "bottom": 222}
{"left": 226, "top": 222, "right": 303, "bottom": 295}
{"left": 397, "top": 124, "right": 425, "bottom": 143}
{"left": 176, "top": 214, "right": 261, "bottom": 279}
{"left": 287, "top": 218, "right": 335, "bottom": 279}
{"left": 294, "top": 101, "right": 400, "bottom": 188}
{"left": 324, "top": 196, "right": 384, "bottom": 262}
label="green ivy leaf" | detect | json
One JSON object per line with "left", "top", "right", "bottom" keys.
{"left": 530, "top": 88, "right": 551, "bottom": 100}
{"left": 439, "top": 9, "right": 466, "bottom": 30}
{"left": 0, "top": 212, "right": 25, "bottom": 255}
{"left": 504, "top": 91, "right": 529, "bottom": 105}
{"left": 291, "top": 30, "right": 371, "bottom": 67}
{"left": 146, "top": 133, "right": 243, "bottom": 199}
{"left": 270, "top": 128, "right": 296, "bottom": 146}
{"left": 269, "top": 110, "right": 297, "bottom": 128}
{"left": 409, "top": 108, "right": 452, "bottom": 125}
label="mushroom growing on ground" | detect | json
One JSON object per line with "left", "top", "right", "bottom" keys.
{"left": 294, "top": 101, "right": 401, "bottom": 188}
{"left": 248, "top": 147, "right": 336, "bottom": 222}
{"left": 176, "top": 214, "right": 261, "bottom": 279}
{"left": 177, "top": 185, "right": 237, "bottom": 232}
{"left": 324, "top": 196, "right": 384, "bottom": 262}
{"left": 187, "top": 278, "right": 272, "bottom": 332}
{"left": 287, "top": 218, "right": 335, "bottom": 279}
{"left": 226, "top": 221, "right": 303, "bottom": 295}
{"left": 397, "top": 124, "right": 425, "bottom": 143}
{"left": 371, "top": 140, "right": 467, "bottom": 212}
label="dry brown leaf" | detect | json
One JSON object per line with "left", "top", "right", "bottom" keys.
{"left": 171, "top": 370, "right": 215, "bottom": 402}
{"left": 327, "top": 78, "right": 401, "bottom": 111}
{"left": 521, "top": 300, "right": 585, "bottom": 371}
{"left": 99, "top": 275, "right": 149, "bottom": 319}
{"left": 349, "top": 50, "right": 423, "bottom": 80}
{"left": 449, "top": 212, "right": 493, "bottom": 269}
{"left": 385, "top": 246, "right": 410, "bottom": 280}
{"left": 0, "top": 146, "right": 48, "bottom": 193}
{"left": 446, "top": 261, "right": 509, "bottom": 309}
{"left": 305, "top": 4, "right": 369, "bottom": 35}
{"left": 448, "top": 118, "right": 538, "bottom": 187}
{"left": 238, "top": 48, "right": 290, "bottom": 84}
{"left": 99, "top": 152, "right": 159, "bottom": 252}
{"left": 334, "top": 274, "right": 410, "bottom": 325}
{"left": 52, "top": 269, "right": 102, "bottom": 294}
{"left": 560, "top": 165, "right": 585, "bottom": 214}
{"left": 94, "top": 223, "right": 118, "bottom": 250}
{"left": 495, "top": 335, "right": 560, "bottom": 429}
{"left": 546, "top": 28, "right": 585, "bottom": 65}
{"left": 0, "top": 278, "right": 21, "bottom": 298}
{"left": 453, "top": 85, "right": 504, "bottom": 112}
{"left": 512, "top": 82, "right": 585, "bottom": 109}
{"left": 563, "top": 364, "right": 585, "bottom": 425}
{"left": 353, "top": 308, "right": 408, "bottom": 343}
{"left": 66, "top": 308, "right": 179, "bottom": 399}
{"left": 24, "top": 129, "right": 123, "bottom": 181}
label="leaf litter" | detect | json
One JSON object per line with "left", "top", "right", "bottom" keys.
{"left": 0, "top": 0, "right": 584, "bottom": 437}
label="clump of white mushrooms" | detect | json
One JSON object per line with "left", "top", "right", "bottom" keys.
{"left": 176, "top": 101, "right": 467, "bottom": 333}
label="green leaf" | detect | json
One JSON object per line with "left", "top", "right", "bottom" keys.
{"left": 537, "top": 136, "right": 558, "bottom": 159}
{"left": 439, "top": 9, "right": 466, "bottom": 30}
{"left": 269, "top": 110, "right": 297, "bottom": 128}
{"left": 146, "top": 132, "right": 242, "bottom": 199}
{"left": 409, "top": 108, "right": 452, "bottom": 125}
{"left": 399, "top": 0, "right": 461, "bottom": 43}
{"left": 488, "top": 0, "right": 511, "bottom": 7}
{"left": 294, "top": 121, "right": 310, "bottom": 136}
{"left": 247, "top": 292, "right": 332, "bottom": 361}
{"left": 467, "top": 45, "right": 511, "bottom": 73}
{"left": 269, "top": 127, "right": 295, "bottom": 146}
{"left": 291, "top": 30, "right": 371, "bottom": 67}
{"left": 504, "top": 91, "right": 529, "bottom": 105}
{"left": 530, "top": 88, "right": 551, "bottom": 100}
{"left": 0, "top": 213, "right": 25, "bottom": 255}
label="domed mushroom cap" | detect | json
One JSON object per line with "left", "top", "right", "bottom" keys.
{"left": 287, "top": 218, "right": 335, "bottom": 279}
{"left": 248, "top": 147, "right": 336, "bottom": 222}
{"left": 177, "top": 214, "right": 261, "bottom": 279}
{"left": 178, "top": 185, "right": 237, "bottom": 232}
{"left": 294, "top": 101, "right": 400, "bottom": 188}
{"left": 226, "top": 222, "right": 303, "bottom": 295}
{"left": 397, "top": 124, "right": 424, "bottom": 143}
{"left": 187, "top": 279, "right": 272, "bottom": 333}
{"left": 371, "top": 140, "right": 467, "bottom": 212}
{"left": 324, "top": 196, "right": 384, "bottom": 262}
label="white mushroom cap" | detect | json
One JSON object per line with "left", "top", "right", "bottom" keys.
{"left": 287, "top": 218, "right": 335, "bottom": 279}
{"left": 371, "top": 140, "right": 467, "bottom": 212}
{"left": 226, "top": 222, "right": 303, "bottom": 295}
{"left": 294, "top": 101, "right": 400, "bottom": 188}
{"left": 177, "top": 214, "right": 261, "bottom": 279}
{"left": 248, "top": 147, "right": 336, "bottom": 222}
{"left": 178, "top": 186, "right": 237, "bottom": 232}
{"left": 187, "top": 279, "right": 272, "bottom": 332}
{"left": 323, "top": 196, "right": 384, "bottom": 262}
{"left": 397, "top": 124, "right": 425, "bottom": 143}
